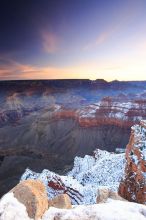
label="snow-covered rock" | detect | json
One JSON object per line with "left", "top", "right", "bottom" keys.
{"left": 1, "top": 193, "right": 146, "bottom": 220}
{"left": 68, "top": 149, "right": 125, "bottom": 190}
{"left": 21, "top": 149, "right": 125, "bottom": 205}
{"left": 119, "top": 120, "right": 146, "bottom": 204}
{"left": 42, "top": 199, "right": 146, "bottom": 220}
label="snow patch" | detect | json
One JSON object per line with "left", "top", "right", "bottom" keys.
{"left": 0, "top": 192, "right": 32, "bottom": 220}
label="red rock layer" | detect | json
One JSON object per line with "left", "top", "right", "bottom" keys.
{"left": 47, "top": 175, "right": 83, "bottom": 204}
{"left": 53, "top": 110, "right": 133, "bottom": 128}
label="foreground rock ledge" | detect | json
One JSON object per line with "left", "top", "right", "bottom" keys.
{"left": 42, "top": 199, "right": 146, "bottom": 220}
{"left": 11, "top": 179, "right": 48, "bottom": 219}
{"left": 1, "top": 194, "right": 146, "bottom": 220}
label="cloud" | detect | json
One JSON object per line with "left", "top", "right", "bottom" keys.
{"left": 83, "top": 28, "right": 115, "bottom": 51}
{"left": 0, "top": 57, "right": 96, "bottom": 80}
{"left": 0, "top": 34, "right": 146, "bottom": 82}
{"left": 42, "top": 31, "right": 59, "bottom": 53}
{"left": 0, "top": 58, "right": 38, "bottom": 80}
{"left": 95, "top": 31, "right": 112, "bottom": 46}
{"left": 0, "top": 57, "right": 73, "bottom": 80}
{"left": 83, "top": 0, "right": 142, "bottom": 52}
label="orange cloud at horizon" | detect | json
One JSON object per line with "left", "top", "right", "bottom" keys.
{"left": 0, "top": 59, "right": 146, "bottom": 82}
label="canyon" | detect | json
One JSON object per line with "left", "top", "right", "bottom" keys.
{"left": 0, "top": 120, "right": 145, "bottom": 219}
{"left": 0, "top": 79, "right": 146, "bottom": 197}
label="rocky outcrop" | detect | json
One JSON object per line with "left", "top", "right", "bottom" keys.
{"left": 21, "top": 149, "right": 125, "bottom": 205}
{"left": 68, "top": 149, "right": 125, "bottom": 192}
{"left": 11, "top": 179, "right": 48, "bottom": 219}
{"left": 48, "top": 194, "right": 72, "bottom": 209}
{"left": 21, "top": 169, "right": 83, "bottom": 205}
{"left": 118, "top": 120, "right": 146, "bottom": 204}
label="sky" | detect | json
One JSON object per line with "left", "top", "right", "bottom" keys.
{"left": 0, "top": 0, "right": 146, "bottom": 81}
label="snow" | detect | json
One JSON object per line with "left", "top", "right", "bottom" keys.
{"left": 1, "top": 194, "right": 146, "bottom": 220}
{"left": 0, "top": 192, "right": 32, "bottom": 220}
{"left": 76, "top": 101, "right": 146, "bottom": 121}
{"left": 42, "top": 199, "right": 146, "bottom": 220}
{"left": 142, "top": 172, "right": 146, "bottom": 178}
{"left": 68, "top": 149, "right": 125, "bottom": 190}
{"left": 21, "top": 149, "right": 125, "bottom": 205}
{"left": 131, "top": 154, "right": 139, "bottom": 165}
{"left": 132, "top": 120, "right": 146, "bottom": 162}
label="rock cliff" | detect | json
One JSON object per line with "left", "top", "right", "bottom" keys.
{"left": 119, "top": 120, "right": 146, "bottom": 204}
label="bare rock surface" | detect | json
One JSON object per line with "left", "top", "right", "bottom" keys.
{"left": 48, "top": 194, "right": 72, "bottom": 209}
{"left": 96, "top": 187, "right": 125, "bottom": 203}
{"left": 11, "top": 179, "right": 48, "bottom": 219}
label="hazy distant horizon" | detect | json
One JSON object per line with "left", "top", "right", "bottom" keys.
{"left": 0, "top": 78, "right": 146, "bottom": 83}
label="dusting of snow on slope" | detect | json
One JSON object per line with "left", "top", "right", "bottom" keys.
{"left": 21, "top": 149, "right": 125, "bottom": 205}
{"left": 0, "top": 193, "right": 32, "bottom": 220}
{"left": 42, "top": 199, "right": 146, "bottom": 220}
{"left": 76, "top": 100, "right": 145, "bottom": 121}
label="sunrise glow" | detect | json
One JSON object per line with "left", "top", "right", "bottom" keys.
{"left": 0, "top": 0, "right": 146, "bottom": 80}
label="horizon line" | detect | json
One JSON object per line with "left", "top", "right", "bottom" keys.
{"left": 0, "top": 78, "right": 146, "bottom": 83}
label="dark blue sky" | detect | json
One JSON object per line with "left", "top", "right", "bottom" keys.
{"left": 0, "top": 0, "right": 146, "bottom": 80}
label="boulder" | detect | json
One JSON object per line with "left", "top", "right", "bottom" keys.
{"left": 96, "top": 187, "right": 125, "bottom": 203}
{"left": 96, "top": 188, "right": 109, "bottom": 203}
{"left": 48, "top": 194, "right": 72, "bottom": 209}
{"left": 11, "top": 179, "right": 48, "bottom": 219}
